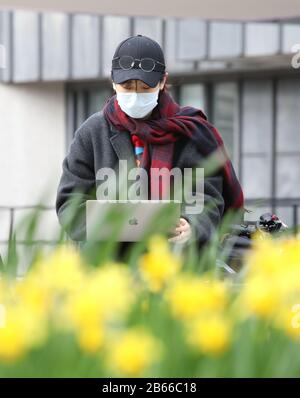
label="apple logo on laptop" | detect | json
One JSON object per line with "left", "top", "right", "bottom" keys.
{"left": 129, "top": 217, "right": 138, "bottom": 225}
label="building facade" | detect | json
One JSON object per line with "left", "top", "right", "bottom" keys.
{"left": 1, "top": 9, "right": 300, "bottom": 258}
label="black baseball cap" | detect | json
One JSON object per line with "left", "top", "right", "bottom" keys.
{"left": 111, "top": 34, "right": 166, "bottom": 88}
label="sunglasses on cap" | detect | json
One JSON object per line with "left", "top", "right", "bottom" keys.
{"left": 112, "top": 55, "right": 165, "bottom": 73}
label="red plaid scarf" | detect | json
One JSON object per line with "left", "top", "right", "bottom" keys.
{"left": 103, "top": 88, "right": 244, "bottom": 213}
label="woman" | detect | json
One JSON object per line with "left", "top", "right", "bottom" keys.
{"left": 56, "top": 34, "right": 244, "bottom": 251}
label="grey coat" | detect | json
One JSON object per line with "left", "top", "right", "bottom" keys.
{"left": 55, "top": 110, "right": 226, "bottom": 247}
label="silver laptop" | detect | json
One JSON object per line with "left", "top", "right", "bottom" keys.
{"left": 86, "top": 200, "right": 181, "bottom": 242}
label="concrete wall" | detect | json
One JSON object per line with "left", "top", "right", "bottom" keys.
{"left": 0, "top": 82, "right": 66, "bottom": 262}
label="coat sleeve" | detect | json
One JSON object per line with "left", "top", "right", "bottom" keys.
{"left": 55, "top": 127, "right": 96, "bottom": 241}
{"left": 180, "top": 171, "right": 225, "bottom": 248}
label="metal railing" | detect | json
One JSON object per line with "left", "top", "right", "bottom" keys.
{"left": 0, "top": 198, "right": 299, "bottom": 246}
{"left": 0, "top": 205, "right": 61, "bottom": 246}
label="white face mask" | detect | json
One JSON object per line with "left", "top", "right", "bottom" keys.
{"left": 115, "top": 88, "right": 160, "bottom": 119}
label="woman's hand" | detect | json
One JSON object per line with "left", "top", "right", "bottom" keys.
{"left": 168, "top": 217, "right": 192, "bottom": 244}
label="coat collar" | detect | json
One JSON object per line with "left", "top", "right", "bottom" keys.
{"left": 108, "top": 122, "right": 136, "bottom": 170}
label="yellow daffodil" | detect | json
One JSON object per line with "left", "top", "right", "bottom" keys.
{"left": 64, "top": 263, "right": 135, "bottom": 329}
{"left": 0, "top": 316, "right": 27, "bottom": 362}
{"left": 33, "top": 244, "right": 86, "bottom": 293}
{"left": 187, "top": 314, "right": 231, "bottom": 356}
{"left": 164, "top": 273, "right": 228, "bottom": 321}
{"left": 106, "top": 327, "right": 163, "bottom": 376}
{"left": 139, "top": 235, "right": 182, "bottom": 292}
{"left": 14, "top": 275, "right": 52, "bottom": 315}
{"left": 240, "top": 276, "right": 280, "bottom": 318}
{"left": 274, "top": 302, "right": 300, "bottom": 340}
{"left": 0, "top": 304, "right": 47, "bottom": 362}
{"left": 77, "top": 325, "right": 104, "bottom": 354}
{"left": 241, "top": 235, "right": 300, "bottom": 321}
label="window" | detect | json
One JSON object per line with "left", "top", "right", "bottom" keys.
{"left": 245, "top": 23, "right": 280, "bottom": 56}
{"left": 276, "top": 78, "right": 300, "bottom": 199}
{"left": 282, "top": 23, "right": 300, "bottom": 54}
{"left": 177, "top": 20, "right": 207, "bottom": 61}
{"left": 179, "top": 83, "right": 206, "bottom": 110}
{"left": 212, "top": 82, "right": 239, "bottom": 170}
{"left": 209, "top": 22, "right": 242, "bottom": 59}
{"left": 67, "top": 85, "right": 112, "bottom": 142}
{"left": 241, "top": 80, "right": 273, "bottom": 199}
{"left": 88, "top": 88, "right": 112, "bottom": 116}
